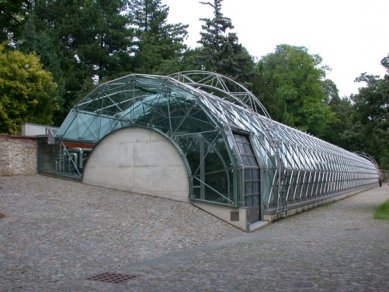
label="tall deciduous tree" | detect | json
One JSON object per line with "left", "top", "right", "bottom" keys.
{"left": 0, "top": 43, "right": 58, "bottom": 134}
{"left": 348, "top": 55, "right": 389, "bottom": 168}
{"left": 319, "top": 79, "right": 353, "bottom": 147}
{"left": 197, "top": 0, "right": 254, "bottom": 83}
{"left": 129, "top": 0, "right": 188, "bottom": 74}
{"left": 254, "top": 44, "right": 335, "bottom": 138}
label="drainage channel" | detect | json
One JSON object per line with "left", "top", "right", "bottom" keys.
{"left": 86, "top": 272, "right": 136, "bottom": 284}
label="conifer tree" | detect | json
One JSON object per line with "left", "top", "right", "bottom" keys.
{"left": 129, "top": 0, "right": 188, "bottom": 74}
{"left": 19, "top": 0, "right": 134, "bottom": 123}
{"left": 197, "top": 0, "right": 253, "bottom": 82}
{"left": 0, "top": 0, "right": 31, "bottom": 42}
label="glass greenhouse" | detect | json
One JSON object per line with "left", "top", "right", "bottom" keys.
{"left": 41, "top": 71, "right": 379, "bottom": 230}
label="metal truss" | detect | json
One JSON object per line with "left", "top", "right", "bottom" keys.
{"left": 49, "top": 72, "right": 379, "bottom": 213}
{"left": 170, "top": 71, "right": 271, "bottom": 118}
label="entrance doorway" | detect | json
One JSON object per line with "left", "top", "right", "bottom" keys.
{"left": 234, "top": 134, "right": 261, "bottom": 224}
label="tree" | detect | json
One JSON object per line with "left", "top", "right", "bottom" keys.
{"left": 0, "top": 0, "right": 31, "bottom": 42}
{"left": 18, "top": 0, "right": 134, "bottom": 123}
{"left": 253, "top": 44, "right": 335, "bottom": 138}
{"left": 155, "top": 48, "right": 204, "bottom": 74}
{"left": 129, "top": 0, "right": 188, "bottom": 74}
{"left": 0, "top": 43, "right": 58, "bottom": 134}
{"left": 197, "top": 0, "right": 254, "bottom": 83}
{"left": 73, "top": 0, "right": 134, "bottom": 81}
{"left": 319, "top": 79, "right": 354, "bottom": 147}
{"left": 8, "top": 0, "right": 189, "bottom": 124}
{"left": 348, "top": 55, "right": 389, "bottom": 168}
{"left": 19, "top": 12, "right": 66, "bottom": 121}
{"left": 325, "top": 96, "right": 354, "bottom": 148}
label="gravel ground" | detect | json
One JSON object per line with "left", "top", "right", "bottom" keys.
{"left": 0, "top": 175, "right": 241, "bottom": 291}
{"left": 1, "top": 175, "right": 388, "bottom": 291}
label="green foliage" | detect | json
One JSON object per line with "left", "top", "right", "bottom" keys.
{"left": 374, "top": 199, "right": 389, "bottom": 220}
{"left": 18, "top": 0, "right": 134, "bottom": 123}
{"left": 349, "top": 55, "right": 389, "bottom": 169}
{"left": 254, "top": 44, "right": 336, "bottom": 138}
{"left": 0, "top": 0, "right": 31, "bottom": 42}
{"left": 19, "top": 13, "right": 66, "bottom": 123}
{"left": 75, "top": 0, "right": 134, "bottom": 80}
{"left": 5, "top": 0, "right": 386, "bottom": 169}
{"left": 197, "top": 0, "right": 254, "bottom": 83}
{"left": 319, "top": 79, "right": 354, "bottom": 147}
{"left": 156, "top": 48, "right": 203, "bottom": 74}
{"left": 0, "top": 43, "right": 58, "bottom": 134}
{"left": 130, "top": 0, "right": 188, "bottom": 74}
{"left": 326, "top": 96, "right": 354, "bottom": 147}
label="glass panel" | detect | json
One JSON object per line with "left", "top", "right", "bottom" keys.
{"left": 245, "top": 182, "right": 253, "bottom": 193}
{"left": 245, "top": 169, "right": 252, "bottom": 180}
{"left": 55, "top": 73, "right": 379, "bottom": 211}
{"left": 253, "top": 182, "right": 260, "bottom": 193}
{"left": 234, "top": 133, "right": 261, "bottom": 212}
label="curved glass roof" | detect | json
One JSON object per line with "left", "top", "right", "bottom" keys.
{"left": 56, "top": 72, "right": 379, "bottom": 211}
{"left": 169, "top": 71, "right": 270, "bottom": 117}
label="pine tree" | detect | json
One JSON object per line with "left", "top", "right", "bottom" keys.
{"left": 197, "top": 0, "right": 253, "bottom": 82}
{"left": 129, "top": 0, "right": 188, "bottom": 74}
{"left": 18, "top": 0, "right": 134, "bottom": 123}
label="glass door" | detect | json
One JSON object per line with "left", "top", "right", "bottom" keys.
{"left": 234, "top": 134, "right": 261, "bottom": 224}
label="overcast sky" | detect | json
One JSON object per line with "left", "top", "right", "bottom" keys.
{"left": 162, "top": 0, "right": 389, "bottom": 97}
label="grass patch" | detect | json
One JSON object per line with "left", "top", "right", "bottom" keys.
{"left": 374, "top": 199, "right": 389, "bottom": 220}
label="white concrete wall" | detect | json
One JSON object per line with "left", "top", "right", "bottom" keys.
{"left": 21, "top": 123, "right": 58, "bottom": 137}
{"left": 83, "top": 127, "right": 189, "bottom": 202}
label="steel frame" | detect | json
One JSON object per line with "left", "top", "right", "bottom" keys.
{"left": 51, "top": 72, "right": 379, "bottom": 214}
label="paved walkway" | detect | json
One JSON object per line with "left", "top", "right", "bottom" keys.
{"left": 1, "top": 175, "right": 388, "bottom": 291}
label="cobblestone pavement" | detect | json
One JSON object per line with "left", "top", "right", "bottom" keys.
{"left": 1, "top": 175, "right": 389, "bottom": 291}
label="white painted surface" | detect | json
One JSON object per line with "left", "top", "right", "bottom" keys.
{"left": 21, "top": 123, "right": 58, "bottom": 137}
{"left": 83, "top": 127, "right": 189, "bottom": 202}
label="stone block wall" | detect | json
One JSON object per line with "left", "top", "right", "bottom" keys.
{"left": 0, "top": 135, "right": 37, "bottom": 176}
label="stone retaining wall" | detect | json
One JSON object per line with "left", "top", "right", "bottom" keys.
{"left": 0, "top": 135, "right": 37, "bottom": 176}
